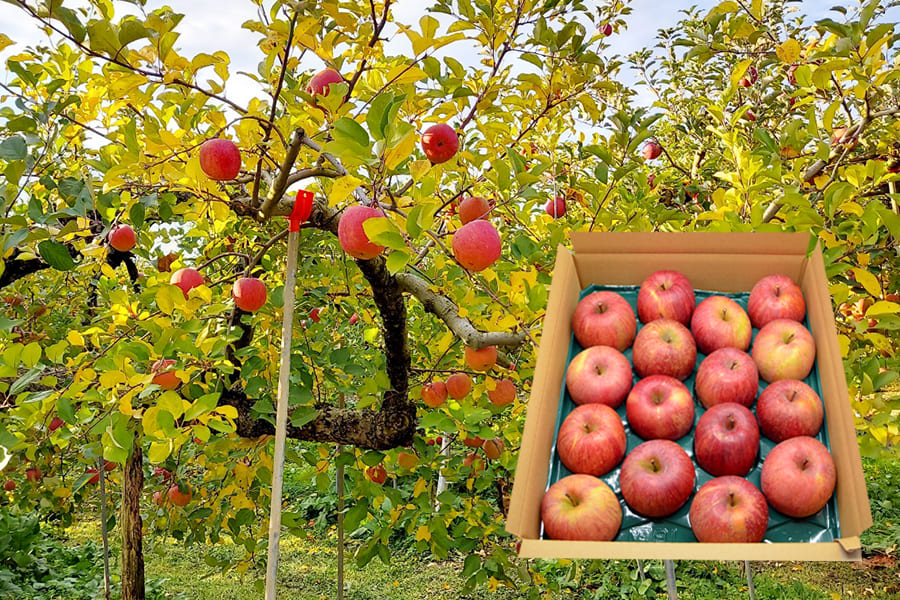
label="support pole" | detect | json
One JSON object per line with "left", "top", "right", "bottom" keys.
{"left": 336, "top": 394, "right": 345, "bottom": 600}
{"left": 664, "top": 559, "right": 677, "bottom": 600}
{"left": 98, "top": 458, "right": 111, "bottom": 600}
{"left": 745, "top": 560, "right": 756, "bottom": 600}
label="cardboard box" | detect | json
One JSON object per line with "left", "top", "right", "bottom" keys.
{"left": 507, "top": 232, "right": 872, "bottom": 561}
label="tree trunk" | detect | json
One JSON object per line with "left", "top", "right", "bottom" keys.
{"left": 121, "top": 436, "right": 145, "bottom": 600}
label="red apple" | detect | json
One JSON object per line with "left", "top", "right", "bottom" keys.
{"left": 487, "top": 378, "right": 516, "bottom": 407}
{"left": 421, "top": 381, "right": 448, "bottom": 408}
{"left": 349, "top": 312, "right": 359, "bottom": 325}
{"left": 199, "top": 138, "right": 241, "bottom": 181}
{"left": 103, "top": 460, "right": 116, "bottom": 472}
{"left": 632, "top": 319, "right": 697, "bottom": 381}
{"left": 694, "top": 348, "right": 758, "bottom": 409}
{"left": 690, "top": 296, "right": 752, "bottom": 355}
{"left": 756, "top": 379, "right": 824, "bottom": 442}
{"left": 739, "top": 65, "right": 758, "bottom": 87}
{"left": 366, "top": 464, "right": 387, "bottom": 484}
{"left": 232, "top": 277, "right": 267, "bottom": 312}
{"left": 421, "top": 123, "right": 459, "bottom": 164}
{"left": 446, "top": 373, "right": 472, "bottom": 399}
{"left": 482, "top": 438, "right": 505, "bottom": 460}
{"left": 625, "top": 375, "right": 695, "bottom": 441}
{"left": 458, "top": 196, "right": 491, "bottom": 224}
{"left": 556, "top": 403, "right": 626, "bottom": 477}
{"left": 689, "top": 476, "right": 768, "bottom": 543}
{"left": 48, "top": 417, "right": 65, "bottom": 432}
{"left": 462, "top": 435, "right": 484, "bottom": 448}
{"left": 171, "top": 267, "right": 204, "bottom": 298}
{"left": 541, "top": 474, "right": 622, "bottom": 541}
{"left": 641, "top": 141, "right": 662, "bottom": 160}
{"left": 25, "top": 468, "right": 42, "bottom": 482}
{"left": 306, "top": 68, "right": 344, "bottom": 103}
{"left": 571, "top": 291, "right": 636, "bottom": 352}
{"left": 693, "top": 402, "right": 759, "bottom": 477}
{"left": 748, "top": 274, "right": 806, "bottom": 329}
{"left": 152, "top": 489, "right": 165, "bottom": 506}
{"left": 151, "top": 359, "right": 181, "bottom": 390}
{"left": 3, "top": 480, "right": 15, "bottom": 491}
{"left": 761, "top": 436, "right": 836, "bottom": 518}
{"left": 167, "top": 483, "right": 192, "bottom": 507}
{"left": 309, "top": 307, "right": 321, "bottom": 323}
{"left": 462, "top": 452, "right": 485, "bottom": 474}
{"left": 451, "top": 220, "right": 501, "bottom": 271}
{"left": 619, "top": 439, "right": 695, "bottom": 518}
{"left": 109, "top": 225, "right": 136, "bottom": 252}
{"left": 637, "top": 270, "right": 695, "bottom": 326}
{"left": 751, "top": 319, "right": 816, "bottom": 383}
{"left": 565, "top": 345, "right": 633, "bottom": 408}
{"left": 338, "top": 205, "right": 385, "bottom": 260}
{"left": 599, "top": 23, "right": 613, "bottom": 36}
{"left": 465, "top": 345, "right": 497, "bottom": 371}
{"left": 545, "top": 196, "right": 566, "bottom": 218}
{"left": 86, "top": 468, "right": 100, "bottom": 484}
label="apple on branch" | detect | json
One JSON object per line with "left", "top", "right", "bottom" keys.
{"left": 421, "top": 381, "right": 448, "bottom": 408}
{"left": 446, "top": 372, "right": 472, "bottom": 399}
{"left": 544, "top": 196, "right": 566, "bottom": 218}
{"left": 556, "top": 403, "right": 626, "bottom": 477}
{"left": 458, "top": 196, "right": 492, "bottom": 224}
{"left": 109, "top": 225, "right": 136, "bottom": 252}
{"left": 199, "top": 138, "right": 241, "bottom": 181}
{"left": 451, "top": 220, "right": 501, "bottom": 271}
{"left": 487, "top": 378, "right": 516, "bottom": 407}
{"left": 465, "top": 345, "right": 497, "bottom": 371}
{"left": 571, "top": 290, "right": 636, "bottom": 352}
{"left": 306, "top": 68, "right": 344, "bottom": 107}
{"left": 421, "top": 123, "right": 459, "bottom": 164}
{"left": 171, "top": 267, "right": 204, "bottom": 299}
{"left": 151, "top": 359, "right": 182, "bottom": 391}
{"left": 541, "top": 474, "right": 622, "bottom": 541}
{"left": 689, "top": 476, "right": 768, "bottom": 543}
{"left": 338, "top": 205, "right": 385, "bottom": 260}
{"left": 232, "top": 277, "right": 267, "bottom": 312}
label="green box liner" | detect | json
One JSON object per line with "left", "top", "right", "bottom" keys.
{"left": 543, "top": 284, "right": 840, "bottom": 544}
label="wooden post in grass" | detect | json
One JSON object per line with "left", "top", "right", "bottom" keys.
{"left": 664, "top": 559, "right": 677, "bottom": 600}
{"left": 744, "top": 560, "right": 756, "bottom": 600}
{"left": 336, "top": 394, "right": 345, "bottom": 600}
{"left": 98, "top": 457, "right": 111, "bottom": 600}
{"left": 264, "top": 191, "right": 313, "bottom": 600}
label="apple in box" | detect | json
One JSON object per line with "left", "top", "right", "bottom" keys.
{"left": 756, "top": 379, "right": 824, "bottom": 442}
{"left": 619, "top": 439, "right": 695, "bottom": 518}
{"left": 571, "top": 291, "right": 636, "bottom": 352}
{"left": 556, "top": 403, "right": 626, "bottom": 477}
{"left": 694, "top": 347, "right": 758, "bottom": 409}
{"left": 541, "top": 474, "right": 622, "bottom": 541}
{"left": 625, "top": 375, "right": 694, "bottom": 441}
{"left": 752, "top": 319, "right": 816, "bottom": 383}
{"left": 691, "top": 296, "right": 752, "bottom": 355}
{"left": 693, "top": 402, "right": 759, "bottom": 477}
{"left": 565, "top": 346, "right": 633, "bottom": 408}
{"left": 748, "top": 274, "right": 806, "bottom": 329}
{"left": 631, "top": 318, "right": 697, "bottom": 381}
{"left": 761, "top": 436, "right": 836, "bottom": 518}
{"left": 689, "top": 476, "right": 768, "bottom": 543}
{"left": 637, "top": 270, "right": 695, "bottom": 326}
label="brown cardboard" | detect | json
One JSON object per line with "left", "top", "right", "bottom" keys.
{"left": 507, "top": 232, "right": 872, "bottom": 561}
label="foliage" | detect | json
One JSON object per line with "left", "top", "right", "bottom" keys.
{"left": 860, "top": 455, "right": 900, "bottom": 554}
{"left": 0, "top": 0, "right": 898, "bottom": 595}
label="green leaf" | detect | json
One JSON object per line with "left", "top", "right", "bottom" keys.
{"left": 366, "top": 94, "right": 391, "bottom": 141}
{"left": 333, "top": 117, "right": 370, "bottom": 147}
{"left": 0, "top": 136, "right": 27, "bottom": 160}
{"left": 9, "top": 365, "right": 45, "bottom": 395}
{"left": 463, "top": 408, "right": 492, "bottom": 425}
{"left": 38, "top": 240, "right": 76, "bottom": 271}
{"left": 51, "top": 6, "right": 86, "bottom": 43}
{"left": 290, "top": 406, "right": 318, "bottom": 428}
{"left": 385, "top": 250, "right": 410, "bottom": 274}
{"left": 129, "top": 202, "right": 145, "bottom": 228}
{"left": 57, "top": 397, "right": 76, "bottom": 423}
{"left": 362, "top": 217, "right": 407, "bottom": 251}
{"left": 184, "top": 393, "right": 220, "bottom": 421}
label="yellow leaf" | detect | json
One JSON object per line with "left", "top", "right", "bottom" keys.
{"left": 851, "top": 267, "right": 882, "bottom": 297}
{"left": 328, "top": 175, "right": 362, "bottom": 207}
{"left": 384, "top": 129, "right": 416, "bottom": 171}
{"left": 837, "top": 334, "right": 850, "bottom": 358}
{"left": 866, "top": 301, "right": 899, "bottom": 316}
{"left": 157, "top": 391, "right": 184, "bottom": 420}
{"left": 155, "top": 285, "right": 183, "bottom": 315}
{"left": 148, "top": 440, "right": 172, "bottom": 463}
{"left": 413, "top": 477, "right": 428, "bottom": 497}
{"left": 776, "top": 39, "right": 802, "bottom": 63}
{"left": 216, "top": 405, "right": 237, "bottom": 420}
{"left": 409, "top": 160, "right": 431, "bottom": 182}
{"left": 385, "top": 65, "right": 429, "bottom": 86}
{"left": 730, "top": 59, "right": 754, "bottom": 89}
{"left": 119, "top": 396, "right": 134, "bottom": 416}
{"left": 99, "top": 370, "right": 126, "bottom": 389}
{"left": 0, "top": 34, "right": 14, "bottom": 52}
{"left": 415, "top": 524, "right": 431, "bottom": 541}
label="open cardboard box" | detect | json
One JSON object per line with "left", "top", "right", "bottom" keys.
{"left": 507, "top": 232, "right": 872, "bottom": 561}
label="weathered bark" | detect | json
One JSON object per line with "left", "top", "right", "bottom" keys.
{"left": 121, "top": 437, "right": 145, "bottom": 600}
{"left": 0, "top": 251, "right": 48, "bottom": 288}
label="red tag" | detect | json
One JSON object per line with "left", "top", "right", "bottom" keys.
{"left": 288, "top": 190, "right": 314, "bottom": 232}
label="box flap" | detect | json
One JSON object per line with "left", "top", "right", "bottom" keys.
{"left": 570, "top": 231, "right": 812, "bottom": 256}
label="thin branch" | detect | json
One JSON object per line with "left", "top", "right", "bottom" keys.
{"left": 260, "top": 128, "right": 305, "bottom": 218}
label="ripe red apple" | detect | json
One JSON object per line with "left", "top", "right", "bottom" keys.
{"left": 199, "top": 138, "right": 241, "bottom": 181}
{"left": 48, "top": 417, "right": 65, "bottom": 432}
{"left": 694, "top": 348, "right": 758, "bottom": 409}
{"left": 690, "top": 296, "right": 752, "bottom": 355}
{"left": 153, "top": 467, "right": 172, "bottom": 481}
{"left": 632, "top": 319, "right": 697, "bottom": 381}
{"left": 739, "top": 65, "right": 758, "bottom": 88}
{"left": 641, "top": 141, "right": 662, "bottom": 160}
{"left": 152, "top": 489, "right": 165, "bottom": 506}
{"left": 151, "top": 359, "right": 181, "bottom": 390}
{"left": 421, "top": 123, "right": 459, "bottom": 164}
{"left": 482, "top": 438, "right": 505, "bottom": 460}
{"left": 338, "top": 205, "right": 385, "bottom": 260}
{"left": 86, "top": 468, "right": 100, "bottom": 484}
{"left": 446, "top": 372, "right": 472, "bottom": 399}
{"left": 458, "top": 196, "right": 491, "bottom": 224}
{"left": 309, "top": 307, "right": 321, "bottom": 323}
{"left": 25, "top": 468, "right": 42, "bottom": 482}
{"left": 4, "top": 480, "right": 16, "bottom": 491}
{"left": 761, "top": 436, "right": 836, "bottom": 518}
{"left": 103, "top": 460, "right": 116, "bottom": 472}
{"left": 366, "top": 464, "right": 387, "bottom": 484}
{"left": 109, "top": 225, "right": 136, "bottom": 252}
{"left": 599, "top": 23, "right": 613, "bottom": 36}
{"left": 625, "top": 375, "right": 695, "bottom": 441}
{"left": 751, "top": 319, "right": 816, "bottom": 383}
{"left": 232, "top": 277, "right": 267, "bottom": 312}
{"left": 556, "top": 403, "right": 626, "bottom": 477}
{"left": 571, "top": 290, "right": 636, "bottom": 352}
{"left": 451, "top": 220, "right": 501, "bottom": 271}
{"left": 465, "top": 345, "right": 497, "bottom": 371}
{"left": 637, "top": 270, "right": 695, "bottom": 326}
{"left": 462, "top": 435, "right": 484, "bottom": 448}
{"left": 349, "top": 312, "right": 359, "bottom": 325}
{"left": 545, "top": 196, "right": 566, "bottom": 218}
{"left": 565, "top": 345, "right": 633, "bottom": 408}
{"left": 689, "top": 476, "right": 768, "bottom": 543}
{"left": 541, "top": 474, "right": 622, "bottom": 541}
{"left": 748, "top": 274, "right": 806, "bottom": 329}
{"left": 462, "top": 452, "right": 485, "bottom": 474}
{"left": 421, "top": 381, "right": 448, "bottom": 408}
{"left": 171, "top": 267, "right": 204, "bottom": 298}
{"left": 487, "top": 378, "right": 516, "bottom": 407}
{"left": 619, "top": 439, "right": 695, "bottom": 518}
{"left": 756, "top": 379, "right": 823, "bottom": 442}
{"left": 306, "top": 68, "right": 344, "bottom": 103}
{"left": 693, "top": 402, "right": 759, "bottom": 477}
{"left": 167, "top": 483, "right": 192, "bottom": 507}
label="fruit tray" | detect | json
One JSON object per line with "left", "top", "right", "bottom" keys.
{"left": 543, "top": 284, "right": 839, "bottom": 544}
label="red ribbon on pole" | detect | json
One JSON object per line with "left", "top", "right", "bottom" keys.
{"left": 288, "top": 190, "right": 314, "bottom": 232}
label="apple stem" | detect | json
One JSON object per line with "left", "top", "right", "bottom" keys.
{"left": 650, "top": 457, "right": 660, "bottom": 473}
{"left": 720, "top": 309, "right": 730, "bottom": 321}
{"left": 729, "top": 360, "right": 739, "bottom": 370}
{"left": 565, "top": 492, "right": 579, "bottom": 507}
{"left": 726, "top": 415, "right": 736, "bottom": 430}
{"left": 789, "top": 390, "right": 798, "bottom": 402}
{"left": 596, "top": 302, "right": 607, "bottom": 314}
{"left": 774, "top": 286, "right": 781, "bottom": 297}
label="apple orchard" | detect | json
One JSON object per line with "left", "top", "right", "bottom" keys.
{"left": 0, "top": 0, "right": 899, "bottom": 597}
